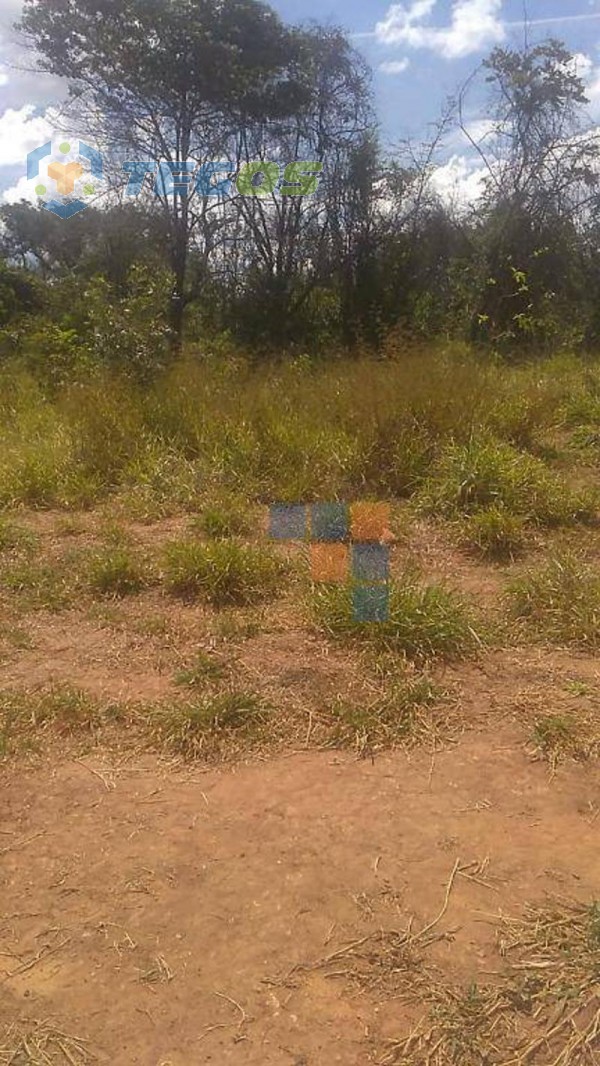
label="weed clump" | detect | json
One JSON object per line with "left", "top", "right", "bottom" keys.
{"left": 418, "top": 436, "right": 596, "bottom": 527}
{"left": 508, "top": 552, "right": 600, "bottom": 646}
{"left": 192, "top": 495, "right": 254, "bottom": 539}
{"left": 163, "top": 538, "right": 287, "bottom": 606}
{"left": 325, "top": 674, "right": 447, "bottom": 754}
{"left": 86, "top": 546, "right": 150, "bottom": 597}
{"left": 150, "top": 689, "right": 272, "bottom": 759}
{"left": 459, "top": 506, "right": 526, "bottom": 561}
{"left": 0, "top": 686, "right": 124, "bottom": 756}
{"left": 311, "top": 572, "right": 480, "bottom": 660}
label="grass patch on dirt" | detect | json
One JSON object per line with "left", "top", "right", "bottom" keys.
{"left": 162, "top": 538, "right": 288, "bottom": 606}
{"left": 149, "top": 689, "right": 273, "bottom": 760}
{"left": 191, "top": 494, "right": 255, "bottom": 539}
{"left": 0, "top": 518, "right": 39, "bottom": 556}
{"left": 173, "top": 650, "right": 231, "bottom": 687}
{"left": 387, "top": 897, "right": 600, "bottom": 1066}
{"left": 85, "top": 545, "right": 151, "bottom": 597}
{"left": 0, "top": 557, "right": 73, "bottom": 611}
{"left": 311, "top": 573, "right": 481, "bottom": 661}
{"left": 507, "top": 552, "right": 600, "bottom": 647}
{"left": 384, "top": 897, "right": 600, "bottom": 1065}
{"left": 418, "top": 436, "right": 597, "bottom": 528}
{"left": 458, "top": 506, "right": 527, "bottom": 561}
{"left": 529, "top": 712, "right": 600, "bottom": 769}
{"left": 298, "top": 891, "right": 600, "bottom": 1066}
{"left": 0, "top": 686, "right": 126, "bottom": 756}
{"left": 322, "top": 674, "right": 451, "bottom": 755}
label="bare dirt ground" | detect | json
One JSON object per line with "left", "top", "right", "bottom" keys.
{"left": 1, "top": 510, "right": 600, "bottom": 1064}
{"left": 2, "top": 731, "right": 599, "bottom": 1065}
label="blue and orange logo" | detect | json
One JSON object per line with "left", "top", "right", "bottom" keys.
{"left": 27, "top": 139, "right": 103, "bottom": 218}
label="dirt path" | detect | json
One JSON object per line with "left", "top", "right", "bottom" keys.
{"left": 2, "top": 728, "right": 599, "bottom": 1065}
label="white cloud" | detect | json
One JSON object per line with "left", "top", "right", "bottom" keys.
{"left": 375, "top": 0, "right": 506, "bottom": 59}
{"left": 429, "top": 153, "right": 487, "bottom": 207}
{"left": 463, "top": 117, "right": 496, "bottom": 143}
{"left": 1, "top": 172, "right": 39, "bottom": 204}
{"left": 379, "top": 58, "right": 411, "bottom": 74}
{"left": 570, "top": 52, "right": 594, "bottom": 82}
{"left": 0, "top": 70, "right": 8, "bottom": 87}
{"left": 0, "top": 105, "right": 55, "bottom": 168}
{"left": 563, "top": 52, "right": 600, "bottom": 118}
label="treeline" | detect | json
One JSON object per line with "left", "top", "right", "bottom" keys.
{"left": 2, "top": 0, "right": 600, "bottom": 373}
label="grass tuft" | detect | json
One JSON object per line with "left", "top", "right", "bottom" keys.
{"left": 325, "top": 674, "right": 448, "bottom": 754}
{"left": 86, "top": 546, "right": 150, "bottom": 597}
{"left": 418, "top": 435, "right": 597, "bottom": 527}
{"left": 530, "top": 713, "right": 588, "bottom": 767}
{"left": 150, "top": 689, "right": 272, "bottom": 759}
{"left": 0, "top": 557, "right": 72, "bottom": 611}
{"left": 311, "top": 573, "right": 480, "bottom": 660}
{"left": 163, "top": 538, "right": 287, "bottom": 606}
{"left": 459, "top": 505, "right": 527, "bottom": 561}
{"left": 192, "top": 495, "right": 255, "bottom": 539}
{"left": 508, "top": 552, "right": 600, "bottom": 647}
{"left": 173, "top": 651, "right": 229, "bottom": 687}
{"left": 0, "top": 686, "right": 125, "bottom": 756}
{"left": 0, "top": 518, "right": 38, "bottom": 556}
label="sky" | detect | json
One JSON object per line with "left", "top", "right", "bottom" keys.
{"left": 2, "top": 0, "right": 600, "bottom": 205}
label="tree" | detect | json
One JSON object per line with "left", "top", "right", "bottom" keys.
{"left": 20, "top": 0, "right": 309, "bottom": 346}
{"left": 458, "top": 41, "right": 600, "bottom": 347}
{"left": 223, "top": 26, "right": 373, "bottom": 347}
{"left": 0, "top": 202, "right": 168, "bottom": 292}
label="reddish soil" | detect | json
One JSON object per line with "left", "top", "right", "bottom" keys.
{"left": 2, "top": 510, "right": 600, "bottom": 1064}
{"left": 2, "top": 728, "right": 599, "bottom": 1064}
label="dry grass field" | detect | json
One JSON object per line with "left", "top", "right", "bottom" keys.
{"left": 1, "top": 346, "right": 600, "bottom": 1064}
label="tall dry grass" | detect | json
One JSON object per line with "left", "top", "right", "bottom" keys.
{"left": 0, "top": 342, "right": 598, "bottom": 516}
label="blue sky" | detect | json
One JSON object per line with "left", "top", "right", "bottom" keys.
{"left": 2, "top": 0, "right": 600, "bottom": 202}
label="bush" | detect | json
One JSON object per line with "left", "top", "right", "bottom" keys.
{"left": 162, "top": 539, "right": 287, "bottom": 605}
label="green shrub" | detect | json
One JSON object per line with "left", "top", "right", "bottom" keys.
{"left": 311, "top": 573, "right": 480, "bottom": 660}
{"left": 508, "top": 553, "right": 600, "bottom": 646}
{"left": 163, "top": 539, "right": 287, "bottom": 605}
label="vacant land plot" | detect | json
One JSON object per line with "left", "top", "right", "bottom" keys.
{"left": 1, "top": 350, "right": 600, "bottom": 1064}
